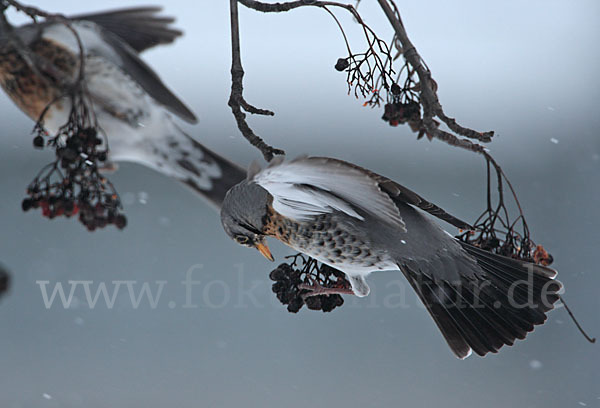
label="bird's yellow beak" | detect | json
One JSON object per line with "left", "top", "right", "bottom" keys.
{"left": 255, "top": 242, "right": 274, "bottom": 262}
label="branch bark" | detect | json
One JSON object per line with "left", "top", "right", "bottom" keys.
{"left": 238, "top": 0, "right": 356, "bottom": 14}
{"left": 228, "top": 0, "right": 284, "bottom": 162}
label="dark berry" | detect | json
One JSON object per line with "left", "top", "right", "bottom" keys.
{"left": 81, "top": 128, "right": 97, "bottom": 139}
{"left": 115, "top": 215, "right": 127, "bottom": 229}
{"left": 287, "top": 297, "right": 304, "bottom": 313}
{"left": 276, "top": 290, "right": 290, "bottom": 304}
{"left": 322, "top": 295, "right": 344, "bottom": 312}
{"left": 335, "top": 58, "right": 349, "bottom": 72}
{"left": 269, "top": 266, "right": 287, "bottom": 281}
{"left": 272, "top": 282, "right": 284, "bottom": 293}
{"left": 21, "top": 199, "right": 32, "bottom": 212}
{"left": 33, "top": 135, "right": 44, "bottom": 148}
{"left": 305, "top": 296, "right": 322, "bottom": 311}
{"left": 64, "top": 201, "right": 74, "bottom": 213}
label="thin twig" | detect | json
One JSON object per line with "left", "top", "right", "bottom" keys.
{"left": 558, "top": 295, "right": 596, "bottom": 344}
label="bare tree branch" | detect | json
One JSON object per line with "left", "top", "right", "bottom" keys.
{"left": 233, "top": 1, "right": 555, "bottom": 271}
{"left": 232, "top": 0, "right": 400, "bottom": 158}
{"left": 238, "top": 1, "right": 493, "bottom": 145}
{"left": 228, "top": 0, "right": 284, "bottom": 161}
{"left": 238, "top": 0, "right": 356, "bottom": 14}
{"left": 376, "top": 0, "right": 494, "bottom": 143}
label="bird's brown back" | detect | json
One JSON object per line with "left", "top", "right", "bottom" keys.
{"left": 0, "top": 38, "right": 75, "bottom": 121}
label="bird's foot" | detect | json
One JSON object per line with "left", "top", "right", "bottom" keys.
{"left": 98, "top": 161, "right": 119, "bottom": 173}
{"left": 269, "top": 258, "right": 351, "bottom": 312}
{"left": 298, "top": 282, "right": 355, "bottom": 299}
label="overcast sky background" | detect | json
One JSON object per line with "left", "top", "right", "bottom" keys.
{"left": 0, "top": 1, "right": 598, "bottom": 407}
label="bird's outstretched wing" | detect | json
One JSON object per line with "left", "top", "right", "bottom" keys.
{"left": 93, "top": 26, "right": 197, "bottom": 123}
{"left": 312, "top": 157, "right": 473, "bottom": 230}
{"left": 251, "top": 157, "right": 406, "bottom": 230}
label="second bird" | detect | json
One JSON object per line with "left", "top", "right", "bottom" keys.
{"left": 0, "top": 7, "right": 244, "bottom": 207}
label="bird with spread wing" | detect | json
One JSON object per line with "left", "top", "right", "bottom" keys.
{"left": 0, "top": 6, "right": 244, "bottom": 207}
{"left": 220, "top": 156, "right": 562, "bottom": 358}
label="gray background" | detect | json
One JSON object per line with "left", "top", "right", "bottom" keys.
{"left": 0, "top": 1, "right": 598, "bottom": 407}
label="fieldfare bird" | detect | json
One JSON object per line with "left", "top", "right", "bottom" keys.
{"left": 0, "top": 7, "right": 244, "bottom": 206}
{"left": 220, "top": 156, "right": 562, "bottom": 358}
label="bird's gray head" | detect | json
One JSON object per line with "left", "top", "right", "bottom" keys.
{"left": 220, "top": 180, "right": 274, "bottom": 261}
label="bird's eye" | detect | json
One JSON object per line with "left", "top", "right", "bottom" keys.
{"left": 235, "top": 235, "right": 250, "bottom": 245}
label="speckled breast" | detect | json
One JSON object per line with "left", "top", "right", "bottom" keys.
{"left": 264, "top": 206, "right": 393, "bottom": 270}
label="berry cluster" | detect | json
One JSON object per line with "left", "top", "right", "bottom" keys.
{"left": 269, "top": 255, "right": 350, "bottom": 313}
{"left": 24, "top": 99, "right": 126, "bottom": 231}
{"left": 382, "top": 100, "right": 421, "bottom": 128}
{"left": 22, "top": 166, "right": 127, "bottom": 231}
{"left": 457, "top": 230, "right": 553, "bottom": 267}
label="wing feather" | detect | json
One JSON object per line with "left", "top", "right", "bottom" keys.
{"left": 314, "top": 157, "right": 472, "bottom": 230}
{"left": 252, "top": 157, "right": 406, "bottom": 230}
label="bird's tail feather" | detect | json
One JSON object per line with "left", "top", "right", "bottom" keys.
{"left": 131, "top": 124, "right": 245, "bottom": 208}
{"left": 401, "top": 241, "right": 562, "bottom": 359}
